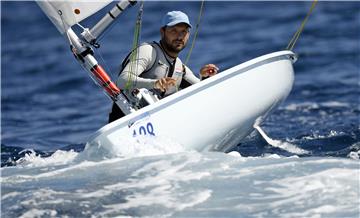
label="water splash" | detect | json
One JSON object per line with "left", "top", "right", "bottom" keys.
{"left": 254, "top": 126, "right": 309, "bottom": 155}
{"left": 81, "top": 135, "right": 187, "bottom": 161}
{"left": 15, "top": 149, "right": 79, "bottom": 167}
{"left": 348, "top": 150, "right": 360, "bottom": 160}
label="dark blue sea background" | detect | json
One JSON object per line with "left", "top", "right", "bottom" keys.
{"left": 1, "top": 2, "right": 360, "bottom": 217}
{"left": 2, "top": 1, "right": 359, "bottom": 163}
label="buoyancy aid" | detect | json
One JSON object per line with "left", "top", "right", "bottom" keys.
{"left": 120, "top": 41, "right": 191, "bottom": 97}
{"left": 109, "top": 42, "right": 197, "bottom": 123}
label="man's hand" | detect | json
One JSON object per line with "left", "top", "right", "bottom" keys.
{"left": 200, "top": 64, "right": 219, "bottom": 78}
{"left": 154, "top": 77, "right": 177, "bottom": 92}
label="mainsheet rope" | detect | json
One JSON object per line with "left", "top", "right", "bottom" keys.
{"left": 125, "top": 1, "right": 144, "bottom": 91}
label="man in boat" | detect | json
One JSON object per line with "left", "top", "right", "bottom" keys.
{"left": 109, "top": 11, "right": 218, "bottom": 123}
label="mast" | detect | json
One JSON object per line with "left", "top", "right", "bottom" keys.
{"left": 37, "top": 0, "right": 138, "bottom": 116}
{"left": 67, "top": 28, "right": 135, "bottom": 115}
{"left": 81, "top": 0, "right": 137, "bottom": 46}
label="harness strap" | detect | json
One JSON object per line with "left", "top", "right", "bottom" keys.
{"left": 153, "top": 41, "right": 177, "bottom": 77}
{"left": 179, "top": 64, "right": 191, "bottom": 89}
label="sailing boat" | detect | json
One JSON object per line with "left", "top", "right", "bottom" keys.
{"left": 37, "top": 1, "right": 296, "bottom": 152}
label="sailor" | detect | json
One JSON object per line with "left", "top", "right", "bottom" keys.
{"left": 109, "top": 11, "right": 219, "bottom": 123}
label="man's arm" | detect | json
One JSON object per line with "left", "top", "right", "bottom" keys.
{"left": 200, "top": 64, "right": 219, "bottom": 79}
{"left": 182, "top": 63, "right": 219, "bottom": 86}
{"left": 117, "top": 44, "right": 157, "bottom": 90}
{"left": 183, "top": 65, "right": 201, "bottom": 84}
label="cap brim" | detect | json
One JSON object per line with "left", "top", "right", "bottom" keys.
{"left": 166, "top": 21, "right": 192, "bottom": 28}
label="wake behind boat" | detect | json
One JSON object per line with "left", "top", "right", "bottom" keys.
{"left": 37, "top": 1, "right": 297, "bottom": 153}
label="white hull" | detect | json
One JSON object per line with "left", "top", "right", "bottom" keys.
{"left": 87, "top": 51, "right": 296, "bottom": 152}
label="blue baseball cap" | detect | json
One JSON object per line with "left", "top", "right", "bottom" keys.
{"left": 161, "top": 11, "right": 192, "bottom": 28}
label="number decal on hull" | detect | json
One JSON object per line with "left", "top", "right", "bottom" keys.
{"left": 128, "top": 113, "right": 156, "bottom": 137}
{"left": 133, "top": 122, "right": 155, "bottom": 137}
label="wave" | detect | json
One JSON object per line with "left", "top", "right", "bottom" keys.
{"left": 282, "top": 101, "right": 351, "bottom": 112}
{"left": 2, "top": 149, "right": 359, "bottom": 217}
{"left": 254, "top": 126, "right": 309, "bottom": 155}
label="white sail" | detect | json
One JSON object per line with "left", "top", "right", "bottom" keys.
{"left": 37, "top": 1, "right": 112, "bottom": 34}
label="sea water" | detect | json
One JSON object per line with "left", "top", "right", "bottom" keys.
{"left": 2, "top": 144, "right": 359, "bottom": 217}
{"left": 1, "top": 1, "right": 359, "bottom": 217}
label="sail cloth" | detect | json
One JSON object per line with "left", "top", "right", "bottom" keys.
{"left": 37, "top": 1, "right": 112, "bottom": 34}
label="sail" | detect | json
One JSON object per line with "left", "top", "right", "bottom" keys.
{"left": 37, "top": 1, "right": 112, "bottom": 34}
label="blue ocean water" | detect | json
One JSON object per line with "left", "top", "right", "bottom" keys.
{"left": 1, "top": 1, "right": 360, "bottom": 217}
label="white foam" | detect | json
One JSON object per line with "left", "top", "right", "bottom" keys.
{"left": 285, "top": 204, "right": 348, "bottom": 218}
{"left": 227, "top": 151, "right": 242, "bottom": 157}
{"left": 264, "top": 167, "right": 358, "bottom": 216}
{"left": 96, "top": 152, "right": 212, "bottom": 216}
{"left": 348, "top": 151, "right": 360, "bottom": 160}
{"left": 283, "top": 101, "right": 350, "bottom": 112}
{"left": 15, "top": 149, "right": 79, "bottom": 167}
{"left": 255, "top": 126, "right": 309, "bottom": 155}
{"left": 263, "top": 153, "right": 283, "bottom": 159}
{"left": 300, "top": 130, "right": 346, "bottom": 141}
{"left": 1, "top": 191, "right": 21, "bottom": 200}
{"left": 102, "top": 189, "right": 212, "bottom": 214}
{"left": 19, "top": 209, "right": 58, "bottom": 218}
{"left": 83, "top": 135, "right": 186, "bottom": 159}
{"left": 321, "top": 101, "right": 350, "bottom": 108}
{"left": 283, "top": 102, "right": 320, "bottom": 111}
{"left": 2, "top": 151, "right": 359, "bottom": 217}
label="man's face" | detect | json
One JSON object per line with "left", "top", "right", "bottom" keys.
{"left": 161, "top": 23, "right": 190, "bottom": 54}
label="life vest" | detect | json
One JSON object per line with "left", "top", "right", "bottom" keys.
{"left": 110, "top": 42, "right": 195, "bottom": 123}
{"left": 120, "top": 41, "right": 189, "bottom": 97}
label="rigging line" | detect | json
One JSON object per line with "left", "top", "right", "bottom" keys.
{"left": 58, "top": 12, "right": 85, "bottom": 69}
{"left": 184, "top": 0, "right": 205, "bottom": 66}
{"left": 57, "top": 8, "right": 118, "bottom": 98}
{"left": 59, "top": 12, "right": 92, "bottom": 87}
{"left": 95, "top": 46, "right": 115, "bottom": 79}
{"left": 57, "top": 10, "right": 73, "bottom": 47}
{"left": 125, "top": 1, "right": 144, "bottom": 91}
{"left": 286, "top": 0, "right": 318, "bottom": 51}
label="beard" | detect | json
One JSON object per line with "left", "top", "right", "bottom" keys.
{"left": 162, "top": 36, "right": 187, "bottom": 54}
